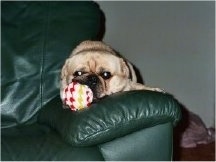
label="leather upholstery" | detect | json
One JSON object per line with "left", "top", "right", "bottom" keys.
{"left": 1, "top": 1, "right": 101, "bottom": 128}
{"left": 38, "top": 91, "right": 181, "bottom": 146}
{"left": 99, "top": 123, "right": 173, "bottom": 161}
{"left": 2, "top": 124, "right": 104, "bottom": 161}
{"left": 1, "top": 1, "right": 181, "bottom": 161}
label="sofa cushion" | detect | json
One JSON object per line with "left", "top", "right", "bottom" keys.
{"left": 1, "top": 1, "right": 102, "bottom": 128}
{"left": 38, "top": 90, "right": 181, "bottom": 146}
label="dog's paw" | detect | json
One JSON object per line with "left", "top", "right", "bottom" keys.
{"left": 152, "top": 87, "right": 166, "bottom": 93}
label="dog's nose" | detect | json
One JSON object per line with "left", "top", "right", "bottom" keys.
{"left": 87, "top": 74, "right": 99, "bottom": 85}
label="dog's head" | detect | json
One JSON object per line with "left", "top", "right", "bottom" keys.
{"left": 60, "top": 41, "right": 137, "bottom": 103}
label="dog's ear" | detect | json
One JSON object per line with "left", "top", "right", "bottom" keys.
{"left": 120, "top": 58, "right": 131, "bottom": 79}
{"left": 126, "top": 61, "right": 137, "bottom": 83}
{"left": 60, "top": 59, "right": 69, "bottom": 102}
{"left": 60, "top": 58, "right": 75, "bottom": 84}
{"left": 120, "top": 58, "right": 137, "bottom": 82}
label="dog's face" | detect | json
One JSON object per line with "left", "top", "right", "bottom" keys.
{"left": 60, "top": 41, "right": 136, "bottom": 102}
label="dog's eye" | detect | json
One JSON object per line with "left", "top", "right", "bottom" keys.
{"left": 101, "top": 71, "right": 112, "bottom": 80}
{"left": 73, "top": 71, "right": 84, "bottom": 76}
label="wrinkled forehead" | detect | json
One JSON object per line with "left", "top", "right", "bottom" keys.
{"left": 69, "top": 52, "right": 121, "bottom": 72}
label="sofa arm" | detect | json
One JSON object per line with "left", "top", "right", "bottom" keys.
{"left": 38, "top": 90, "right": 181, "bottom": 146}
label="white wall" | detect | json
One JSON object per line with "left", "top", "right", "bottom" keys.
{"left": 96, "top": 1, "right": 215, "bottom": 127}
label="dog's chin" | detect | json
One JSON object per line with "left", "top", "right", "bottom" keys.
{"left": 92, "top": 95, "right": 107, "bottom": 103}
{"left": 92, "top": 88, "right": 106, "bottom": 102}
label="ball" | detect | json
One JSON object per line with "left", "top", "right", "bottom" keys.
{"left": 63, "top": 82, "right": 93, "bottom": 111}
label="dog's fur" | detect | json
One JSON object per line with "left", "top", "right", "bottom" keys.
{"left": 60, "top": 40, "right": 163, "bottom": 105}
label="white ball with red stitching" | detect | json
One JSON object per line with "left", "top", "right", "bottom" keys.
{"left": 63, "top": 82, "right": 93, "bottom": 111}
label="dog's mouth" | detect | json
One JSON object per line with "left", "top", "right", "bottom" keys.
{"left": 72, "top": 74, "right": 104, "bottom": 101}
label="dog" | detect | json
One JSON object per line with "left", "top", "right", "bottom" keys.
{"left": 60, "top": 40, "right": 163, "bottom": 106}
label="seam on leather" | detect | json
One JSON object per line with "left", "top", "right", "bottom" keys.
{"left": 40, "top": 2, "right": 51, "bottom": 109}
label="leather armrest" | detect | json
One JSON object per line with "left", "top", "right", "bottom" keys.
{"left": 38, "top": 90, "right": 181, "bottom": 146}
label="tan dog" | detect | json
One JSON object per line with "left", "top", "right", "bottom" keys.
{"left": 60, "top": 40, "right": 163, "bottom": 105}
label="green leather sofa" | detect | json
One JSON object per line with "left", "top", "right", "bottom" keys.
{"left": 1, "top": 1, "right": 181, "bottom": 161}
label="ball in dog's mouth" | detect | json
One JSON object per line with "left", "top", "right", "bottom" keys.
{"left": 63, "top": 82, "right": 93, "bottom": 111}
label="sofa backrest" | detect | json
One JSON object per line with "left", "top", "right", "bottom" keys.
{"left": 1, "top": 1, "right": 103, "bottom": 128}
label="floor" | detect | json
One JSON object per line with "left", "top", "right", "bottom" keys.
{"left": 173, "top": 141, "right": 215, "bottom": 161}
